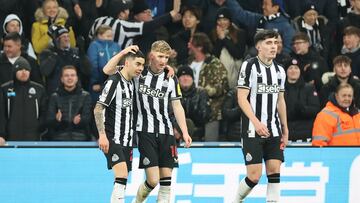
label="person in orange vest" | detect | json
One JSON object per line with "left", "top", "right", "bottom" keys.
{"left": 312, "top": 83, "right": 360, "bottom": 146}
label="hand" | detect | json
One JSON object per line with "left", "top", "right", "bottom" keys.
{"left": 169, "top": 49, "right": 177, "bottom": 59}
{"left": 0, "top": 137, "right": 6, "bottom": 146}
{"left": 254, "top": 121, "right": 270, "bottom": 137}
{"left": 73, "top": 114, "right": 81, "bottom": 125}
{"left": 92, "top": 84, "right": 102, "bottom": 92}
{"left": 165, "top": 65, "right": 175, "bottom": 78}
{"left": 171, "top": 13, "right": 182, "bottom": 22}
{"left": 280, "top": 127, "right": 289, "bottom": 150}
{"left": 95, "top": 0, "right": 103, "bottom": 8}
{"left": 216, "top": 25, "right": 226, "bottom": 39}
{"left": 98, "top": 134, "right": 109, "bottom": 153}
{"left": 56, "top": 109, "right": 62, "bottom": 122}
{"left": 120, "top": 45, "right": 139, "bottom": 55}
{"left": 74, "top": 4, "right": 82, "bottom": 19}
{"left": 182, "top": 133, "right": 192, "bottom": 148}
{"left": 173, "top": 0, "right": 181, "bottom": 13}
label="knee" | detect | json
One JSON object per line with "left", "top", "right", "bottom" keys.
{"left": 146, "top": 177, "right": 159, "bottom": 188}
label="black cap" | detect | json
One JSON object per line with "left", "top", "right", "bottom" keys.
{"left": 284, "top": 58, "right": 300, "bottom": 70}
{"left": 13, "top": 56, "right": 31, "bottom": 71}
{"left": 47, "top": 24, "right": 69, "bottom": 39}
{"left": 216, "top": 7, "right": 232, "bottom": 22}
{"left": 302, "top": 3, "right": 317, "bottom": 15}
{"left": 177, "top": 65, "right": 194, "bottom": 79}
{"left": 132, "top": 0, "right": 150, "bottom": 15}
{"left": 107, "top": 0, "right": 131, "bottom": 18}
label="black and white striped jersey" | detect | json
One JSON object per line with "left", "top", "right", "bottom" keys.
{"left": 135, "top": 67, "right": 182, "bottom": 135}
{"left": 238, "top": 57, "right": 286, "bottom": 138}
{"left": 97, "top": 72, "right": 134, "bottom": 146}
{"left": 89, "top": 16, "right": 144, "bottom": 50}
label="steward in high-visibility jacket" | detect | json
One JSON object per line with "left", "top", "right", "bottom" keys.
{"left": 312, "top": 94, "right": 360, "bottom": 146}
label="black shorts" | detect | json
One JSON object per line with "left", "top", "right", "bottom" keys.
{"left": 103, "top": 139, "right": 133, "bottom": 171}
{"left": 137, "top": 132, "right": 178, "bottom": 169}
{"left": 241, "top": 136, "right": 284, "bottom": 165}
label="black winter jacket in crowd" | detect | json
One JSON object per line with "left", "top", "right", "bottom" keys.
{"left": 320, "top": 75, "right": 360, "bottom": 108}
{"left": 46, "top": 84, "right": 92, "bottom": 141}
{"left": 0, "top": 79, "right": 47, "bottom": 141}
{"left": 285, "top": 78, "right": 320, "bottom": 141}
{"left": 221, "top": 88, "right": 242, "bottom": 141}
{"left": 39, "top": 46, "right": 91, "bottom": 94}
{"left": 180, "top": 84, "right": 211, "bottom": 139}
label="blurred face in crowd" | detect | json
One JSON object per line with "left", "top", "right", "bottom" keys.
{"left": 335, "top": 87, "right": 354, "bottom": 108}
{"left": 292, "top": 39, "right": 310, "bottom": 55}
{"left": 303, "top": 10, "right": 318, "bottom": 26}
{"left": 61, "top": 68, "right": 78, "bottom": 89}
{"left": 134, "top": 9, "right": 153, "bottom": 22}
{"left": 182, "top": 10, "right": 199, "bottom": 30}
{"left": 124, "top": 56, "right": 145, "bottom": 78}
{"left": 3, "top": 40, "right": 21, "bottom": 58}
{"left": 286, "top": 65, "right": 301, "bottom": 83}
{"left": 277, "top": 34, "right": 283, "bottom": 54}
{"left": 187, "top": 39, "right": 202, "bottom": 56}
{"left": 217, "top": 17, "right": 230, "bottom": 30}
{"left": 97, "top": 29, "right": 113, "bottom": 41}
{"left": 149, "top": 51, "right": 170, "bottom": 73}
{"left": 214, "top": 0, "right": 226, "bottom": 6}
{"left": 43, "top": 0, "right": 59, "bottom": 19}
{"left": 179, "top": 74, "right": 193, "bottom": 91}
{"left": 351, "top": 0, "right": 360, "bottom": 12}
{"left": 334, "top": 62, "right": 351, "bottom": 79}
{"left": 6, "top": 20, "right": 20, "bottom": 33}
{"left": 343, "top": 34, "right": 360, "bottom": 50}
{"left": 58, "top": 33, "right": 71, "bottom": 49}
{"left": 262, "top": 0, "right": 279, "bottom": 16}
{"left": 119, "top": 9, "right": 130, "bottom": 20}
{"left": 16, "top": 69, "right": 30, "bottom": 82}
{"left": 256, "top": 37, "right": 278, "bottom": 60}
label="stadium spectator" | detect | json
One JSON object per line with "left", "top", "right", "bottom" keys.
{"left": 31, "top": 0, "right": 76, "bottom": 54}
{"left": 88, "top": 0, "right": 181, "bottom": 50}
{"left": 2, "top": 14, "right": 37, "bottom": 60}
{"left": 0, "top": 33, "right": 42, "bottom": 85}
{"left": 341, "top": 26, "right": 360, "bottom": 78}
{"left": 225, "top": 0, "right": 295, "bottom": 53}
{"left": 0, "top": 57, "right": 47, "bottom": 144}
{"left": 170, "top": 6, "right": 202, "bottom": 65}
{"left": 312, "top": 83, "right": 360, "bottom": 146}
{"left": 284, "top": 58, "right": 320, "bottom": 142}
{"left": 337, "top": 0, "right": 360, "bottom": 48}
{"left": 210, "top": 7, "right": 246, "bottom": 88}
{"left": 87, "top": 25, "right": 120, "bottom": 102}
{"left": 293, "top": 3, "right": 330, "bottom": 61}
{"left": 199, "top": 0, "right": 226, "bottom": 34}
{"left": 39, "top": 25, "right": 91, "bottom": 94}
{"left": 221, "top": 87, "right": 242, "bottom": 141}
{"left": 188, "top": 32, "right": 229, "bottom": 141}
{"left": 320, "top": 55, "right": 360, "bottom": 108}
{"left": 46, "top": 65, "right": 92, "bottom": 141}
{"left": 176, "top": 65, "right": 211, "bottom": 141}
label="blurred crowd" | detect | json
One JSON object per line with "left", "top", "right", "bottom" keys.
{"left": 0, "top": 0, "right": 359, "bottom": 146}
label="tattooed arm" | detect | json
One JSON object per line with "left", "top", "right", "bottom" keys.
{"left": 94, "top": 103, "right": 109, "bottom": 153}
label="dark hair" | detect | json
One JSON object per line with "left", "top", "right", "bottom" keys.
{"left": 254, "top": 29, "right": 279, "bottom": 45}
{"left": 124, "top": 50, "right": 145, "bottom": 60}
{"left": 335, "top": 83, "right": 353, "bottom": 94}
{"left": 343, "top": 26, "right": 360, "bottom": 38}
{"left": 3, "top": 32, "right": 21, "bottom": 43}
{"left": 292, "top": 32, "right": 310, "bottom": 43}
{"left": 61, "top": 65, "right": 78, "bottom": 76}
{"left": 333, "top": 55, "right": 352, "bottom": 66}
{"left": 182, "top": 6, "right": 202, "bottom": 20}
{"left": 191, "top": 32, "right": 213, "bottom": 54}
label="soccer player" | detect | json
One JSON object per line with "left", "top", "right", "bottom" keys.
{"left": 104, "top": 40, "right": 192, "bottom": 202}
{"left": 235, "top": 29, "right": 288, "bottom": 203}
{"left": 94, "top": 45, "right": 145, "bottom": 203}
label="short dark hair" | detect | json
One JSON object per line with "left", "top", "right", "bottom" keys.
{"left": 191, "top": 32, "right": 213, "bottom": 54}
{"left": 182, "top": 6, "right": 202, "bottom": 20}
{"left": 292, "top": 32, "right": 310, "bottom": 43}
{"left": 124, "top": 50, "right": 145, "bottom": 60}
{"left": 333, "top": 55, "right": 352, "bottom": 66}
{"left": 61, "top": 65, "right": 78, "bottom": 76}
{"left": 254, "top": 29, "right": 279, "bottom": 45}
{"left": 343, "top": 26, "right": 360, "bottom": 38}
{"left": 3, "top": 32, "right": 21, "bottom": 43}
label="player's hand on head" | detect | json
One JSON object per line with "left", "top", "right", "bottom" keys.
{"left": 122, "top": 45, "right": 139, "bottom": 55}
{"left": 98, "top": 135, "right": 109, "bottom": 153}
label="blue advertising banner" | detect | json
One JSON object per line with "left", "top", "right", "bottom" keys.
{"left": 0, "top": 147, "right": 359, "bottom": 203}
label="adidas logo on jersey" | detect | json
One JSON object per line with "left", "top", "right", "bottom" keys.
{"left": 257, "top": 83, "right": 280, "bottom": 94}
{"left": 138, "top": 84, "right": 166, "bottom": 98}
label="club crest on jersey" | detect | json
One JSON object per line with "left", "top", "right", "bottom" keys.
{"left": 122, "top": 98, "right": 132, "bottom": 108}
{"left": 138, "top": 84, "right": 165, "bottom": 98}
{"left": 257, "top": 83, "right": 280, "bottom": 94}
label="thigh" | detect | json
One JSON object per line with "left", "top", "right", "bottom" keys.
{"left": 138, "top": 132, "right": 158, "bottom": 169}
{"left": 263, "top": 136, "right": 284, "bottom": 163}
{"left": 159, "top": 134, "right": 179, "bottom": 169}
{"left": 241, "top": 137, "right": 264, "bottom": 165}
{"left": 104, "top": 140, "right": 130, "bottom": 171}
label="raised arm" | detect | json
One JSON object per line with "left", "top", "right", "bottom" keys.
{"left": 103, "top": 45, "right": 140, "bottom": 75}
{"left": 225, "top": 0, "right": 262, "bottom": 29}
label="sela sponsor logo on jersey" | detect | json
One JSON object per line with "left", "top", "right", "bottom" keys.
{"left": 138, "top": 84, "right": 166, "bottom": 98}
{"left": 122, "top": 98, "right": 132, "bottom": 108}
{"left": 257, "top": 83, "right": 280, "bottom": 94}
